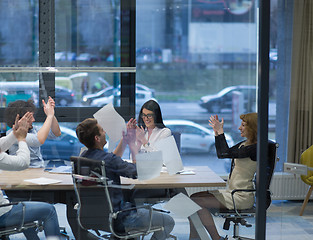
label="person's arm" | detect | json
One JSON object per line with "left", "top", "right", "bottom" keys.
{"left": 51, "top": 116, "right": 61, "bottom": 137}
{"left": 0, "top": 142, "right": 30, "bottom": 171}
{"left": 0, "top": 131, "right": 16, "bottom": 153}
{"left": 0, "top": 116, "right": 30, "bottom": 170}
{"left": 37, "top": 96, "right": 61, "bottom": 144}
{"left": 209, "top": 115, "right": 224, "bottom": 136}
{"left": 107, "top": 153, "right": 137, "bottom": 179}
{"left": 48, "top": 97, "right": 61, "bottom": 137}
{"left": 135, "top": 125, "right": 147, "bottom": 147}
{"left": 122, "top": 125, "right": 138, "bottom": 164}
{"left": 215, "top": 134, "right": 257, "bottom": 161}
{"left": 0, "top": 112, "right": 33, "bottom": 152}
{"left": 113, "top": 118, "right": 137, "bottom": 157}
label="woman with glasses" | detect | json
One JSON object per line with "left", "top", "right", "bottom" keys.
{"left": 136, "top": 99, "right": 171, "bottom": 153}
{"left": 128, "top": 100, "right": 173, "bottom": 203}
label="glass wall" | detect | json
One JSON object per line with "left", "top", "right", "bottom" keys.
{"left": 0, "top": 0, "right": 311, "bottom": 239}
{"left": 136, "top": 0, "right": 258, "bottom": 175}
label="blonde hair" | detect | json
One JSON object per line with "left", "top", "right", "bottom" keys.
{"left": 240, "top": 112, "right": 258, "bottom": 144}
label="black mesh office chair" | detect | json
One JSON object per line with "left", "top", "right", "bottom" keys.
{"left": 0, "top": 202, "right": 43, "bottom": 240}
{"left": 70, "top": 156, "right": 164, "bottom": 239}
{"left": 215, "top": 141, "right": 279, "bottom": 240}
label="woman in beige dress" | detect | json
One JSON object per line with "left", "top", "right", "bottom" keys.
{"left": 189, "top": 113, "right": 258, "bottom": 240}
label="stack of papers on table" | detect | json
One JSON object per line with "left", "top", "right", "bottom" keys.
{"left": 24, "top": 177, "right": 62, "bottom": 185}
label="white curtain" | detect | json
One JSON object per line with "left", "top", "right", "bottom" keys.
{"left": 288, "top": 0, "right": 313, "bottom": 163}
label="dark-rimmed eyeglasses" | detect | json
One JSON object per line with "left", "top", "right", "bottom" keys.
{"left": 140, "top": 113, "right": 154, "bottom": 119}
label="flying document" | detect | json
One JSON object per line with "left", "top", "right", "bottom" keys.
{"left": 164, "top": 193, "right": 201, "bottom": 218}
{"left": 93, "top": 103, "right": 126, "bottom": 152}
{"left": 136, "top": 151, "right": 163, "bottom": 181}
{"left": 154, "top": 135, "right": 184, "bottom": 175}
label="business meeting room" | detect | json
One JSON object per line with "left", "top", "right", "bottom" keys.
{"left": 0, "top": 0, "right": 312, "bottom": 239}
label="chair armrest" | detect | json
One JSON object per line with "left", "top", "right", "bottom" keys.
{"left": 0, "top": 202, "right": 19, "bottom": 208}
{"left": 231, "top": 189, "right": 256, "bottom": 216}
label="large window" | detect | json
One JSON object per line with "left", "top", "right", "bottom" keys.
{"left": 0, "top": 0, "right": 285, "bottom": 173}
{"left": 136, "top": 0, "right": 259, "bottom": 175}
{"left": 0, "top": 1, "right": 307, "bottom": 239}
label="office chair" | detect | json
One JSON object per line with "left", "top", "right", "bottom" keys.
{"left": 70, "top": 156, "right": 165, "bottom": 239}
{"left": 299, "top": 145, "right": 313, "bottom": 216}
{"left": 215, "top": 141, "right": 279, "bottom": 240}
{"left": 0, "top": 202, "right": 43, "bottom": 240}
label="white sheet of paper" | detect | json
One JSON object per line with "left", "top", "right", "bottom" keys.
{"left": 136, "top": 151, "right": 163, "bottom": 181}
{"left": 48, "top": 166, "right": 72, "bottom": 174}
{"left": 93, "top": 103, "right": 126, "bottom": 152}
{"left": 164, "top": 193, "right": 202, "bottom": 218}
{"left": 154, "top": 135, "right": 184, "bottom": 175}
{"left": 24, "top": 177, "right": 62, "bottom": 185}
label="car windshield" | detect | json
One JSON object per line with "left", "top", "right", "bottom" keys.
{"left": 217, "top": 87, "right": 235, "bottom": 96}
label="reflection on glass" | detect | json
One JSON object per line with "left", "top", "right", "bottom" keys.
{"left": 56, "top": 72, "right": 120, "bottom": 108}
{"left": 32, "top": 122, "right": 83, "bottom": 162}
{"left": 0, "top": 74, "right": 39, "bottom": 107}
{"left": 136, "top": 0, "right": 257, "bottom": 175}
{"left": 225, "top": 0, "right": 253, "bottom": 15}
{"left": 0, "top": 1, "right": 38, "bottom": 66}
{"left": 55, "top": 0, "right": 120, "bottom": 67}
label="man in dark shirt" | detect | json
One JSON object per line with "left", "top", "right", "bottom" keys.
{"left": 69, "top": 118, "right": 174, "bottom": 240}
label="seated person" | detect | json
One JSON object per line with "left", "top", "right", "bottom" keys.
{"left": 188, "top": 113, "right": 258, "bottom": 240}
{"left": 69, "top": 118, "right": 175, "bottom": 240}
{"left": 4, "top": 97, "right": 61, "bottom": 168}
{"left": 134, "top": 99, "right": 171, "bottom": 153}
{"left": 129, "top": 99, "right": 185, "bottom": 202}
{"left": 0, "top": 113, "right": 60, "bottom": 240}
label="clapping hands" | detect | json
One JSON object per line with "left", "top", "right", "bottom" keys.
{"left": 126, "top": 118, "right": 147, "bottom": 145}
{"left": 208, "top": 115, "right": 224, "bottom": 136}
{"left": 13, "top": 112, "right": 32, "bottom": 141}
{"left": 123, "top": 118, "right": 137, "bottom": 144}
{"left": 42, "top": 96, "right": 55, "bottom": 117}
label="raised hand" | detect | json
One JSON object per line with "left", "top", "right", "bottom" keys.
{"left": 13, "top": 112, "right": 32, "bottom": 141}
{"left": 136, "top": 126, "right": 147, "bottom": 145}
{"left": 126, "top": 118, "right": 137, "bottom": 129}
{"left": 123, "top": 127, "right": 136, "bottom": 145}
{"left": 208, "top": 115, "right": 224, "bottom": 136}
{"left": 42, "top": 96, "right": 55, "bottom": 117}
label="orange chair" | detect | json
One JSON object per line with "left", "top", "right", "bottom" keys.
{"left": 299, "top": 145, "right": 313, "bottom": 216}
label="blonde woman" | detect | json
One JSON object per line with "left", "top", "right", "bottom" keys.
{"left": 189, "top": 113, "right": 258, "bottom": 240}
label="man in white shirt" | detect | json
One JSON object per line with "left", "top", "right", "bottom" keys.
{"left": 0, "top": 113, "right": 60, "bottom": 239}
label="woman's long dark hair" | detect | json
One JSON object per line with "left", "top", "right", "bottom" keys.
{"left": 137, "top": 100, "right": 166, "bottom": 129}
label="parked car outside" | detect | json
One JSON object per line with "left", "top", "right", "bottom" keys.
{"left": 199, "top": 85, "right": 257, "bottom": 113}
{"left": 39, "top": 125, "right": 84, "bottom": 161}
{"left": 82, "top": 86, "right": 114, "bottom": 105}
{"left": 76, "top": 53, "right": 101, "bottom": 62}
{"left": 90, "top": 89, "right": 156, "bottom": 109}
{"left": 55, "top": 51, "right": 76, "bottom": 61}
{"left": 82, "top": 83, "right": 156, "bottom": 108}
{"left": 136, "top": 47, "right": 162, "bottom": 63}
{"left": 164, "top": 119, "right": 234, "bottom": 154}
{"left": 269, "top": 48, "right": 278, "bottom": 69}
{"left": 55, "top": 85, "right": 76, "bottom": 106}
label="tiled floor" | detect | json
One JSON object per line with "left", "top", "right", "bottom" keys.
{"left": 8, "top": 200, "right": 313, "bottom": 239}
